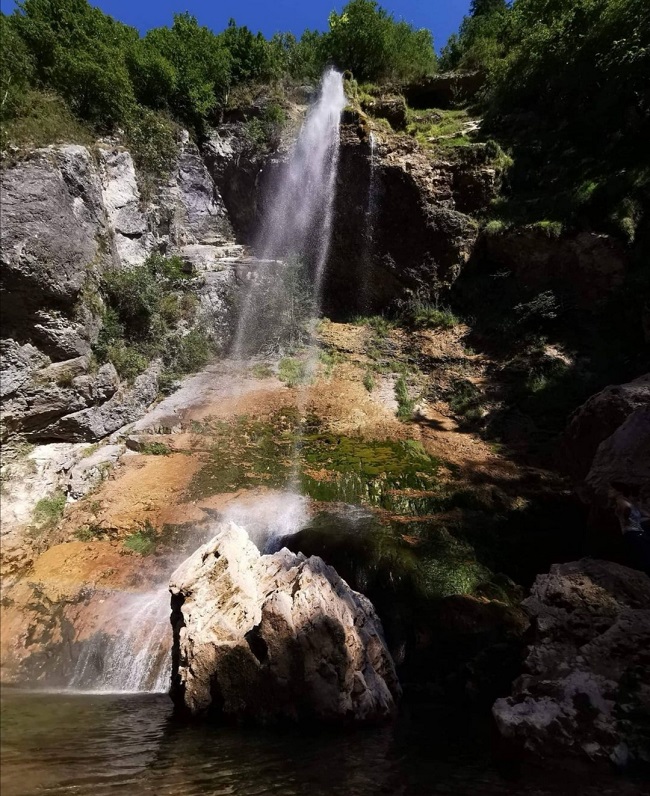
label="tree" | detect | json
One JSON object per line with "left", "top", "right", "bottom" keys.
{"left": 323, "top": 0, "right": 436, "bottom": 82}
{"left": 0, "top": 15, "right": 34, "bottom": 116}
{"left": 145, "top": 13, "right": 230, "bottom": 126}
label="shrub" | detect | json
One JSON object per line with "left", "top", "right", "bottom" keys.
{"left": 140, "top": 441, "right": 171, "bottom": 456}
{"left": 74, "top": 524, "right": 103, "bottom": 541}
{"left": 105, "top": 341, "right": 148, "bottom": 382}
{"left": 395, "top": 376, "right": 415, "bottom": 420}
{"left": 409, "top": 304, "right": 459, "bottom": 330}
{"left": 447, "top": 379, "right": 483, "bottom": 422}
{"left": 33, "top": 491, "right": 66, "bottom": 529}
{"left": 278, "top": 357, "right": 309, "bottom": 387}
{"left": 169, "top": 327, "right": 213, "bottom": 374}
{"left": 125, "top": 108, "right": 179, "bottom": 195}
{"left": 123, "top": 521, "right": 158, "bottom": 555}
{"left": 363, "top": 371, "right": 376, "bottom": 392}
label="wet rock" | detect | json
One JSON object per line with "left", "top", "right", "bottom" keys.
{"left": 584, "top": 406, "right": 650, "bottom": 520}
{"left": 203, "top": 126, "right": 266, "bottom": 241}
{"left": 324, "top": 124, "right": 485, "bottom": 314}
{"left": 493, "top": 558, "right": 650, "bottom": 767}
{"left": 170, "top": 521, "right": 401, "bottom": 724}
{"left": 172, "top": 138, "right": 234, "bottom": 245}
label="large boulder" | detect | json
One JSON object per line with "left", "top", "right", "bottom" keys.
{"left": 583, "top": 406, "right": 650, "bottom": 520}
{"left": 169, "top": 521, "right": 400, "bottom": 724}
{"left": 561, "top": 374, "right": 650, "bottom": 482}
{"left": 493, "top": 559, "right": 650, "bottom": 767}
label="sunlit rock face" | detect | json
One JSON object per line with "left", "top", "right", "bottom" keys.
{"left": 0, "top": 136, "right": 237, "bottom": 442}
{"left": 493, "top": 558, "right": 650, "bottom": 767}
{"left": 170, "top": 521, "right": 401, "bottom": 724}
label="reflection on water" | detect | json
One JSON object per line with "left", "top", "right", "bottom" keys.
{"left": 1, "top": 690, "right": 641, "bottom": 796}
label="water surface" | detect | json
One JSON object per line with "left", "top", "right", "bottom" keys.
{"left": 1, "top": 690, "right": 640, "bottom": 796}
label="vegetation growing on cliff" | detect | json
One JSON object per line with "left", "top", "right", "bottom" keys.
{"left": 0, "top": 0, "right": 436, "bottom": 148}
{"left": 94, "top": 254, "right": 213, "bottom": 384}
{"left": 443, "top": 0, "right": 649, "bottom": 239}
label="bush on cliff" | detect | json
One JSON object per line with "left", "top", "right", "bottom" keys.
{"left": 94, "top": 254, "right": 213, "bottom": 384}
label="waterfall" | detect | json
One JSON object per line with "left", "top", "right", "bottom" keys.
{"left": 68, "top": 590, "right": 171, "bottom": 693}
{"left": 231, "top": 69, "right": 347, "bottom": 357}
{"left": 360, "top": 132, "right": 380, "bottom": 312}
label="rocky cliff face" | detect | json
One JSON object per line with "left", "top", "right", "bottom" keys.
{"left": 0, "top": 135, "right": 238, "bottom": 443}
{"left": 170, "top": 522, "right": 401, "bottom": 724}
{"left": 323, "top": 119, "right": 496, "bottom": 315}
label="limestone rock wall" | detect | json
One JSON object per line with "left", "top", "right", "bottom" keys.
{"left": 1, "top": 135, "right": 237, "bottom": 442}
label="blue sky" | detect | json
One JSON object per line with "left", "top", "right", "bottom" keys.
{"left": 1, "top": 1, "right": 471, "bottom": 51}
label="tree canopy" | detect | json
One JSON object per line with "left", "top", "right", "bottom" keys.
{"left": 0, "top": 0, "right": 437, "bottom": 140}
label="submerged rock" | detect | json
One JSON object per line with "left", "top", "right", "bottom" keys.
{"left": 493, "top": 558, "right": 650, "bottom": 767}
{"left": 169, "top": 521, "right": 400, "bottom": 724}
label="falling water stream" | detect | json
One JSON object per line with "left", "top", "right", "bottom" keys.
{"left": 231, "top": 68, "right": 347, "bottom": 357}
{"left": 360, "top": 132, "right": 380, "bottom": 312}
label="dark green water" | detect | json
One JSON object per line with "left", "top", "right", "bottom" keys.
{"left": 1, "top": 690, "right": 642, "bottom": 796}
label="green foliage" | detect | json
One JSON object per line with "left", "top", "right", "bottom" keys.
{"left": 140, "top": 441, "right": 171, "bottom": 455}
{"left": 124, "top": 108, "right": 178, "bottom": 194}
{"left": 32, "top": 490, "right": 66, "bottom": 529}
{"left": 123, "top": 521, "right": 158, "bottom": 555}
{"left": 363, "top": 370, "right": 376, "bottom": 392}
{"left": 447, "top": 379, "right": 484, "bottom": 424}
{"left": 400, "top": 299, "right": 460, "bottom": 330}
{"left": 1, "top": 88, "right": 91, "bottom": 150}
{"left": 11, "top": 0, "right": 138, "bottom": 128}
{"left": 439, "top": 0, "right": 509, "bottom": 74}
{"left": 441, "top": 0, "right": 650, "bottom": 236}
{"left": 74, "top": 524, "right": 103, "bottom": 541}
{"left": 104, "top": 341, "right": 148, "bottom": 382}
{"left": 278, "top": 357, "right": 309, "bottom": 388}
{"left": 144, "top": 13, "right": 230, "bottom": 128}
{"left": 94, "top": 254, "right": 211, "bottom": 386}
{"left": 0, "top": 13, "right": 35, "bottom": 118}
{"left": 242, "top": 102, "right": 286, "bottom": 149}
{"left": 167, "top": 327, "right": 213, "bottom": 374}
{"left": 394, "top": 375, "right": 415, "bottom": 420}
{"left": 220, "top": 19, "right": 278, "bottom": 84}
{"left": 323, "top": 0, "right": 437, "bottom": 82}
{"left": 250, "top": 362, "right": 274, "bottom": 379}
